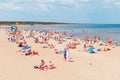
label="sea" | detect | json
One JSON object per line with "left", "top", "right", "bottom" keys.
{"left": 19, "top": 24, "right": 120, "bottom": 44}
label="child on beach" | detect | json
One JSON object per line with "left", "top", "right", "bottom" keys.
{"left": 48, "top": 61, "right": 56, "bottom": 69}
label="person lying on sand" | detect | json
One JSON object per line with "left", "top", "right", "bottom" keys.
{"left": 104, "top": 47, "right": 111, "bottom": 51}
{"left": 25, "top": 49, "right": 32, "bottom": 55}
{"left": 54, "top": 49, "right": 63, "bottom": 54}
{"left": 54, "top": 49, "right": 59, "bottom": 54}
{"left": 97, "top": 46, "right": 111, "bottom": 52}
{"left": 66, "top": 43, "right": 76, "bottom": 49}
{"left": 25, "top": 49, "right": 39, "bottom": 56}
{"left": 32, "top": 50, "right": 39, "bottom": 55}
{"left": 48, "top": 44, "right": 55, "bottom": 49}
{"left": 34, "top": 60, "right": 56, "bottom": 70}
{"left": 48, "top": 61, "right": 56, "bottom": 69}
{"left": 18, "top": 41, "right": 27, "bottom": 47}
{"left": 34, "top": 59, "right": 48, "bottom": 70}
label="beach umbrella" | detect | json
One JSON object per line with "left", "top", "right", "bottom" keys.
{"left": 87, "top": 47, "right": 95, "bottom": 51}
{"left": 21, "top": 46, "right": 31, "bottom": 51}
{"left": 11, "top": 26, "right": 18, "bottom": 31}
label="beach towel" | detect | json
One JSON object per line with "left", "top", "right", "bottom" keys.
{"left": 21, "top": 46, "right": 31, "bottom": 50}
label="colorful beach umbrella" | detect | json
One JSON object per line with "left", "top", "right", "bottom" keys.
{"left": 11, "top": 26, "right": 18, "bottom": 31}
{"left": 87, "top": 47, "right": 95, "bottom": 51}
{"left": 21, "top": 46, "right": 31, "bottom": 51}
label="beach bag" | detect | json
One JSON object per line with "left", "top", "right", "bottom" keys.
{"left": 34, "top": 65, "right": 39, "bottom": 69}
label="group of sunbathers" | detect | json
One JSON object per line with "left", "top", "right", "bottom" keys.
{"left": 34, "top": 59, "right": 56, "bottom": 71}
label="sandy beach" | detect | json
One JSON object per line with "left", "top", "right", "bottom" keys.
{"left": 0, "top": 28, "right": 120, "bottom": 80}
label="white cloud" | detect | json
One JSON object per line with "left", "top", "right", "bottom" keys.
{"left": 35, "top": 0, "right": 76, "bottom": 11}
{"left": 8, "top": 0, "right": 23, "bottom": 3}
{"left": 115, "top": 1, "right": 120, "bottom": 7}
{"left": 105, "top": 0, "right": 115, "bottom": 4}
{"left": 37, "top": 4, "right": 52, "bottom": 11}
{"left": 74, "top": 0, "right": 91, "bottom": 10}
{"left": 58, "top": 0, "right": 75, "bottom": 4}
{"left": 75, "top": 4, "right": 81, "bottom": 9}
{"left": 79, "top": 0, "right": 91, "bottom": 2}
{"left": 35, "top": 0, "right": 56, "bottom": 3}
{"left": 0, "top": 0, "right": 92, "bottom": 11}
{"left": 7, "top": 0, "right": 32, "bottom": 3}
{"left": 0, "top": 2, "right": 21, "bottom": 10}
{"left": 38, "top": 4, "right": 48, "bottom": 11}
{"left": 105, "top": 0, "right": 120, "bottom": 8}
{"left": 35, "top": 0, "right": 76, "bottom": 5}
{"left": 34, "top": 0, "right": 92, "bottom": 11}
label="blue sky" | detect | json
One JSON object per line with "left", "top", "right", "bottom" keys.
{"left": 0, "top": 0, "right": 120, "bottom": 23}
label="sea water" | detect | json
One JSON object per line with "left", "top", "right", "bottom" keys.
{"left": 19, "top": 24, "right": 120, "bottom": 44}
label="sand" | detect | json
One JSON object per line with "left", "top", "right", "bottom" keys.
{"left": 0, "top": 29, "right": 120, "bottom": 80}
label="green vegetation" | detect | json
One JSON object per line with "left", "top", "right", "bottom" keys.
{"left": 0, "top": 21, "right": 78, "bottom": 26}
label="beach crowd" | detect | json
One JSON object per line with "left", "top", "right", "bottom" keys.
{"left": 2, "top": 27, "right": 119, "bottom": 71}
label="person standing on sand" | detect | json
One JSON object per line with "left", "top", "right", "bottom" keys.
{"left": 106, "top": 37, "right": 112, "bottom": 47}
{"left": 83, "top": 41, "right": 87, "bottom": 51}
{"left": 63, "top": 48, "right": 70, "bottom": 61}
{"left": 114, "top": 40, "right": 118, "bottom": 47}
